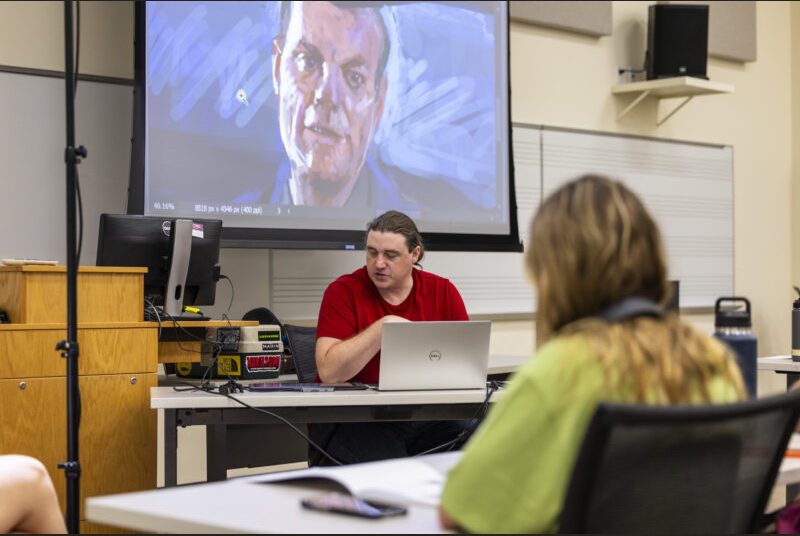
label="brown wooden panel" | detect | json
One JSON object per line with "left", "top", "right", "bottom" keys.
{"left": 0, "top": 322, "right": 161, "bottom": 331}
{"left": 158, "top": 340, "right": 202, "bottom": 363}
{"left": 26, "top": 272, "right": 143, "bottom": 323}
{"left": 80, "top": 373, "right": 157, "bottom": 505}
{"left": 78, "top": 272, "right": 143, "bottom": 323}
{"left": 0, "top": 377, "right": 67, "bottom": 512}
{"left": 0, "top": 266, "right": 147, "bottom": 274}
{"left": 0, "top": 327, "right": 158, "bottom": 379}
{"left": 78, "top": 327, "right": 158, "bottom": 375}
{"left": 23, "top": 273, "right": 64, "bottom": 323}
{"left": 0, "top": 374, "right": 157, "bottom": 524}
{"left": 0, "top": 329, "right": 66, "bottom": 379}
{"left": 159, "top": 320, "right": 259, "bottom": 328}
{"left": 0, "top": 271, "right": 24, "bottom": 323}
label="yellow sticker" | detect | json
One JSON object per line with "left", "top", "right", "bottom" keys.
{"left": 176, "top": 362, "right": 193, "bottom": 376}
{"left": 217, "top": 355, "right": 241, "bottom": 376}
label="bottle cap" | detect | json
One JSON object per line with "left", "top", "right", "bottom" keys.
{"left": 714, "top": 297, "right": 752, "bottom": 328}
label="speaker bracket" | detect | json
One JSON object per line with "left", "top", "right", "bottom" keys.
{"left": 611, "top": 76, "right": 734, "bottom": 126}
{"left": 656, "top": 96, "right": 694, "bottom": 126}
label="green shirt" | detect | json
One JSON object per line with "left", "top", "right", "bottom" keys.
{"left": 439, "top": 335, "right": 741, "bottom": 534}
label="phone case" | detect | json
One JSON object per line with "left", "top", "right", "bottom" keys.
{"left": 301, "top": 494, "right": 407, "bottom": 519}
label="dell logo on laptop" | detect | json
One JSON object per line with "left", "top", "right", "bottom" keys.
{"left": 429, "top": 350, "right": 442, "bottom": 361}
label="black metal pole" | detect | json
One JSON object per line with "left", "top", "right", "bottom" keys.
{"left": 59, "top": 0, "right": 82, "bottom": 532}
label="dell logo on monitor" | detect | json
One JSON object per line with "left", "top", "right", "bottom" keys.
{"left": 429, "top": 350, "right": 442, "bottom": 361}
{"left": 162, "top": 220, "right": 172, "bottom": 237}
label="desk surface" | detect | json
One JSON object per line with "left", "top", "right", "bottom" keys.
{"left": 154, "top": 319, "right": 259, "bottom": 328}
{"left": 153, "top": 354, "right": 525, "bottom": 409}
{"left": 87, "top": 453, "right": 460, "bottom": 534}
{"left": 487, "top": 354, "right": 528, "bottom": 375}
{"left": 152, "top": 385, "right": 500, "bottom": 409}
{"left": 758, "top": 356, "right": 800, "bottom": 373}
{"left": 86, "top": 442, "right": 800, "bottom": 534}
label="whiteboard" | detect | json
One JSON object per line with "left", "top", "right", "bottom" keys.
{"left": 541, "top": 127, "right": 733, "bottom": 308}
{"left": 270, "top": 124, "right": 733, "bottom": 320}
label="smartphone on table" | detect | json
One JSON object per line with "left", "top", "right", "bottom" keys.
{"left": 300, "top": 492, "right": 408, "bottom": 519}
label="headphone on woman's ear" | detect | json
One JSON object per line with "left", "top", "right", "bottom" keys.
{"left": 598, "top": 297, "right": 663, "bottom": 323}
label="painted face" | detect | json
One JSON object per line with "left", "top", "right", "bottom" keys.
{"left": 366, "top": 231, "right": 420, "bottom": 293}
{"left": 272, "top": 1, "right": 387, "bottom": 207}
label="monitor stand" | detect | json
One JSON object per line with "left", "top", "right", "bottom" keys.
{"left": 164, "top": 219, "right": 193, "bottom": 318}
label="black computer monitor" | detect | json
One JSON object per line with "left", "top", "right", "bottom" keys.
{"left": 96, "top": 214, "right": 222, "bottom": 316}
{"left": 666, "top": 280, "right": 680, "bottom": 314}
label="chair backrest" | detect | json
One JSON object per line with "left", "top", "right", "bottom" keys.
{"left": 242, "top": 307, "right": 283, "bottom": 326}
{"left": 559, "top": 388, "right": 800, "bottom": 534}
{"left": 283, "top": 324, "right": 318, "bottom": 383}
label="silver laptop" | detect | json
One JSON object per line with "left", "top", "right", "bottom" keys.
{"left": 378, "top": 321, "right": 491, "bottom": 391}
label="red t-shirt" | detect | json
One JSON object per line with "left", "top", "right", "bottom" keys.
{"left": 316, "top": 266, "right": 469, "bottom": 383}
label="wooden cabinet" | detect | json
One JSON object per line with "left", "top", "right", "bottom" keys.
{"left": 0, "top": 266, "right": 157, "bottom": 532}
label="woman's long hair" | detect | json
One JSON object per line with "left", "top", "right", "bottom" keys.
{"left": 527, "top": 175, "right": 744, "bottom": 403}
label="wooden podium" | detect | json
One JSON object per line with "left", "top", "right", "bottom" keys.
{"left": 0, "top": 266, "right": 157, "bottom": 534}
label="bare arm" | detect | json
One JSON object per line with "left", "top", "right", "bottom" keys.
{"left": 316, "top": 315, "right": 407, "bottom": 383}
{"left": 0, "top": 455, "right": 67, "bottom": 534}
{"left": 438, "top": 505, "right": 462, "bottom": 531}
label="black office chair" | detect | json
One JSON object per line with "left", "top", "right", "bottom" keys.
{"left": 559, "top": 388, "right": 800, "bottom": 534}
{"left": 283, "top": 324, "right": 318, "bottom": 383}
{"left": 242, "top": 307, "right": 282, "bottom": 326}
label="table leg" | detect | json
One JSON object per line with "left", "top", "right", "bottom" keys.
{"left": 787, "top": 373, "right": 800, "bottom": 391}
{"left": 786, "top": 373, "right": 800, "bottom": 502}
{"left": 206, "top": 424, "right": 228, "bottom": 482}
{"left": 164, "top": 409, "right": 178, "bottom": 487}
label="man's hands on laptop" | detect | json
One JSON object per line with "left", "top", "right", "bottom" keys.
{"left": 381, "top": 315, "right": 410, "bottom": 324}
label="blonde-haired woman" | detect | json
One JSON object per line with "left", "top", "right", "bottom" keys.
{"left": 438, "top": 174, "right": 745, "bottom": 533}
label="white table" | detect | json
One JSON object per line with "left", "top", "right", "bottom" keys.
{"left": 758, "top": 356, "right": 800, "bottom": 372}
{"left": 85, "top": 444, "right": 800, "bottom": 534}
{"left": 87, "top": 453, "right": 460, "bottom": 534}
{"left": 156, "top": 354, "right": 524, "bottom": 486}
{"left": 487, "top": 354, "right": 528, "bottom": 375}
{"left": 155, "top": 385, "right": 504, "bottom": 486}
{"left": 757, "top": 356, "right": 800, "bottom": 390}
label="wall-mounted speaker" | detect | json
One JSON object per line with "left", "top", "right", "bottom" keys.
{"left": 646, "top": 4, "right": 709, "bottom": 80}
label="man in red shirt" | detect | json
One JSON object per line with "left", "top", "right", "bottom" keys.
{"left": 311, "top": 210, "right": 471, "bottom": 465}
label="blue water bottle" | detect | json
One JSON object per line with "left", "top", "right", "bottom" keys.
{"left": 714, "top": 297, "right": 757, "bottom": 397}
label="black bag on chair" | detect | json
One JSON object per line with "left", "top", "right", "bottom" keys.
{"left": 242, "top": 307, "right": 296, "bottom": 375}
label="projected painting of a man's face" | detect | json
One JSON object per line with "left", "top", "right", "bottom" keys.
{"left": 272, "top": 1, "right": 388, "bottom": 207}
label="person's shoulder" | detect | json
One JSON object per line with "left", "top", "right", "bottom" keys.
{"left": 414, "top": 268, "right": 448, "bottom": 282}
{"left": 414, "top": 268, "right": 458, "bottom": 289}
{"left": 327, "top": 267, "right": 370, "bottom": 292}
{"left": 515, "top": 333, "right": 601, "bottom": 388}
{"left": 370, "top": 161, "right": 482, "bottom": 212}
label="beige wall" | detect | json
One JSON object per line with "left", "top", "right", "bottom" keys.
{"left": 502, "top": 1, "right": 797, "bottom": 364}
{"left": 0, "top": 1, "right": 133, "bottom": 79}
{"left": 793, "top": 3, "right": 800, "bottom": 290}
